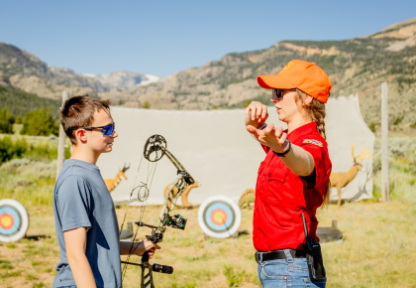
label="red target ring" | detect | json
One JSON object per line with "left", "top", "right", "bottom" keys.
{"left": 0, "top": 213, "right": 14, "bottom": 230}
{"left": 210, "top": 209, "right": 228, "bottom": 225}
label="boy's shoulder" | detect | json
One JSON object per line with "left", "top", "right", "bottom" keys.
{"left": 59, "top": 159, "right": 100, "bottom": 178}
{"left": 55, "top": 159, "right": 100, "bottom": 193}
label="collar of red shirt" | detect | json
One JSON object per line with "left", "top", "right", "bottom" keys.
{"left": 286, "top": 122, "right": 318, "bottom": 143}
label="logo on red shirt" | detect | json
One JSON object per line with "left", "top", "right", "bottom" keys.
{"left": 303, "top": 139, "right": 323, "bottom": 147}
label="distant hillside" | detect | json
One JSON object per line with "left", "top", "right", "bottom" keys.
{"left": 0, "top": 42, "right": 158, "bottom": 99}
{"left": 103, "top": 18, "right": 416, "bottom": 135}
{"left": 0, "top": 43, "right": 103, "bottom": 98}
{"left": 0, "top": 85, "right": 60, "bottom": 117}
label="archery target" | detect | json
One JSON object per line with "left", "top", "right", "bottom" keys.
{"left": 198, "top": 195, "right": 241, "bottom": 238}
{"left": 0, "top": 199, "right": 29, "bottom": 243}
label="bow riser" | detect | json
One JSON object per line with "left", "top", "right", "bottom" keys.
{"left": 121, "top": 135, "right": 194, "bottom": 288}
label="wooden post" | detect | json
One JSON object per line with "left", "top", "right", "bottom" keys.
{"left": 56, "top": 91, "right": 68, "bottom": 179}
{"left": 381, "top": 82, "right": 389, "bottom": 202}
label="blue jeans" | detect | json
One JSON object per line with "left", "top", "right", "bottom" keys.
{"left": 257, "top": 250, "right": 326, "bottom": 288}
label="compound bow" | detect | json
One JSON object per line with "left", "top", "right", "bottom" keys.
{"left": 119, "top": 134, "right": 194, "bottom": 288}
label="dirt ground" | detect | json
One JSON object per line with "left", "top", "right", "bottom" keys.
{"left": 1, "top": 199, "right": 415, "bottom": 288}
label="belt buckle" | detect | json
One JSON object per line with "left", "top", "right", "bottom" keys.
{"left": 255, "top": 252, "right": 260, "bottom": 263}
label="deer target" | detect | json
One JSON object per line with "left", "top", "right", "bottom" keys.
{"left": 330, "top": 144, "right": 374, "bottom": 207}
{"left": 163, "top": 180, "right": 200, "bottom": 209}
{"left": 104, "top": 163, "right": 130, "bottom": 193}
{"left": 238, "top": 189, "right": 255, "bottom": 209}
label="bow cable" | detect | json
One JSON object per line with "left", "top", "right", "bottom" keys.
{"left": 121, "top": 159, "right": 158, "bottom": 281}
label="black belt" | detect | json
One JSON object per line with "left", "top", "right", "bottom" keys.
{"left": 255, "top": 249, "right": 306, "bottom": 263}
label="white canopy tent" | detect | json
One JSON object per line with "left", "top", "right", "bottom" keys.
{"left": 96, "top": 94, "right": 375, "bottom": 205}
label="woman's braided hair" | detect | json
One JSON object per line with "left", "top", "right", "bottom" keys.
{"left": 295, "top": 89, "right": 327, "bottom": 140}
{"left": 295, "top": 88, "right": 331, "bottom": 206}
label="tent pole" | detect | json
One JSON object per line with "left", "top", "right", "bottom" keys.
{"left": 381, "top": 82, "right": 389, "bottom": 202}
{"left": 57, "top": 91, "right": 68, "bottom": 179}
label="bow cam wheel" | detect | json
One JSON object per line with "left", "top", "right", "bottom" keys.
{"left": 144, "top": 135, "right": 167, "bottom": 162}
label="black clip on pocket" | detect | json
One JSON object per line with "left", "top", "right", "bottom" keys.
{"left": 302, "top": 212, "right": 326, "bottom": 281}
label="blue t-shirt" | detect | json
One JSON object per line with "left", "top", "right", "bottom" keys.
{"left": 53, "top": 159, "right": 121, "bottom": 288}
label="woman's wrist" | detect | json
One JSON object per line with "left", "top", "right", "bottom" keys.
{"left": 257, "top": 122, "right": 267, "bottom": 130}
{"left": 272, "top": 140, "right": 291, "bottom": 157}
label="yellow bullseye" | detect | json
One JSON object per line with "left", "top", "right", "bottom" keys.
{"left": 1, "top": 216, "right": 12, "bottom": 227}
{"left": 214, "top": 213, "right": 224, "bottom": 222}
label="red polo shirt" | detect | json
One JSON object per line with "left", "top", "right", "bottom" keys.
{"left": 253, "top": 122, "right": 332, "bottom": 252}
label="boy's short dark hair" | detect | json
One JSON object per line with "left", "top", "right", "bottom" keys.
{"left": 60, "top": 96, "right": 111, "bottom": 144}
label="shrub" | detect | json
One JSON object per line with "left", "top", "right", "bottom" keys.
{"left": 20, "top": 107, "right": 59, "bottom": 136}
{"left": 0, "top": 137, "right": 28, "bottom": 164}
{"left": 242, "top": 99, "right": 252, "bottom": 108}
{"left": 0, "top": 108, "right": 15, "bottom": 134}
{"left": 0, "top": 137, "right": 69, "bottom": 165}
{"left": 143, "top": 101, "right": 151, "bottom": 109}
{"left": 15, "top": 115, "right": 22, "bottom": 124}
{"left": 25, "top": 143, "right": 58, "bottom": 162}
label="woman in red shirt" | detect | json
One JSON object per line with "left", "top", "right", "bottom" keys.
{"left": 245, "top": 60, "right": 332, "bottom": 288}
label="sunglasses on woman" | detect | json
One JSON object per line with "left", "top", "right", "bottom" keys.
{"left": 69, "top": 123, "right": 115, "bottom": 136}
{"left": 271, "top": 89, "right": 296, "bottom": 101}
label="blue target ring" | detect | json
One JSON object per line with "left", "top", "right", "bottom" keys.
{"left": 205, "top": 203, "right": 233, "bottom": 231}
{"left": 0, "top": 206, "right": 21, "bottom": 235}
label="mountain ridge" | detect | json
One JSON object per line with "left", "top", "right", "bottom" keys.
{"left": 0, "top": 42, "right": 159, "bottom": 98}
{"left": 83, "top": 71, "right": 160, "bottom": 90}
{"left": 1, "top": 18, "right": 416, "bottom": 135}
{"left": 99, "top": 17, "right": 415, "bottom": 135}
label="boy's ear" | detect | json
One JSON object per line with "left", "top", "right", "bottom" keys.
{"left": 75, "top": 129, "right": 88, "bottom": 143}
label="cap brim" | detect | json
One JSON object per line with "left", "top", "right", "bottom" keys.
{"left": 257, "top": 74, "right": 295, "bottom": 89}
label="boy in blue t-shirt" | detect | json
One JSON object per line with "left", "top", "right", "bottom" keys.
{"left": 53, "top": 96, "right": 159, "bottom": 288}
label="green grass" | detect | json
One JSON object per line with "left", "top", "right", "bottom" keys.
{"left": 25, "top": 273, "right": 39, "bottom": 280}
{"left": 0, "top": 260, "right": 13, "bottom": 270}
{"left": 0, "top": 270, "right": 22, "bottom": 279}
{"left": 0, "top": 136, "right": 415, "bottom": 287}
{"left": 0, "top": 162, "right": 56, "bottom": 206}
{"left": 224, "top": 265, "right": 249, "bottom": 287}
{"left": 0, "top": 134, "right": 71, "bottom": 206}
{"left": 5, "top": 243, "right": 16, "bottom": 249}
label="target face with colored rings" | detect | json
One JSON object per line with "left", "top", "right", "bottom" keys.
{"left": 0, "top": 199, "right": 29, "bottom": 243}
{"left": 198, "top": 195, "right": 241, "bottom": 238}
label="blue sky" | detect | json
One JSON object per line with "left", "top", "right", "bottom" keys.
{"left": 1, "top": 1, "right": 415, "bottom": 77}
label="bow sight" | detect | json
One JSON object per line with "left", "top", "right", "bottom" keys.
{"left": 121, "top": 135, "right": 194, "bottom": 288}
{"left": 165, "top": 214, "right": 187, "bottom": 230}
{"left": 136, "top": 214, "right": 186, "bottom": 243}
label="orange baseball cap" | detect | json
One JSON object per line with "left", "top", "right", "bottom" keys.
{"left": 257, "top": 60, "right": 332, "bottom": 103}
